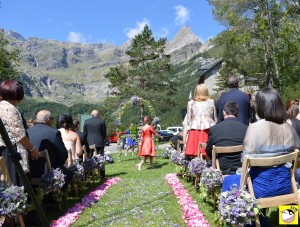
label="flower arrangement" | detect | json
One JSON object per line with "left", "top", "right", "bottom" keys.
{"left": 219, "top": 184, "right": 258, "bottom": 226}
{"left": 104, "top": 153, "right": 114, "bottom": 164}
{"left": 93, "top": 155, "right": 106, "bottom": 168}
{"left": 41, "top": 168, "right": 65, "bottom": 192}
{"left": 82, "top": 158, "right": 97, "bottom": 171}
{"left": 187, "top": 158, "right": 206, "bottom": 176}
{"left": 0, "top": 183, "right": 28, "bottom": 217}
{"left": 163, "top": 146, "right": 176, "bottom": 159}
{"left": 200, "top": 167, "right": 223, "bottom": 192}
{"left": 73, "top": 164, "right": 84, "bottom": 180}
{"left": 131, "top": 95, "right": 141, "bottom": 105}
{"left": 170, "top": 151, "right": 188, "bottom": 166}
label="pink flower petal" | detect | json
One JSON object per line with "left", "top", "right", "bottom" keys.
{"left": 51, "top": 177, "right": 121, "bottom": 227}
{"left": 165, "top": 173, "right": 210, "bottom": 227}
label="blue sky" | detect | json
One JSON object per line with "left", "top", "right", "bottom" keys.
{"left": 0, "top": 0, "right": 225, "bottom": 46}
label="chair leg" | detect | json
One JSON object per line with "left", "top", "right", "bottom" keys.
{"left": 17, "top": 214, "right": 25, "bottom": 227}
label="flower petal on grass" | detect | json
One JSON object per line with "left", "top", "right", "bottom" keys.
{"left": 165, "top": 173, "right": 210, "bottom": 227}
{"left": 51, "top": 177, "right": 121, "bottom": 227}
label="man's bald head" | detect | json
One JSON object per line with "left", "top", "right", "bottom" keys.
{"left": 91, "top": 110, "right": 99, "bottom": 117}
{"left": 36, "top": 110, "right": 53, "bottom": 124}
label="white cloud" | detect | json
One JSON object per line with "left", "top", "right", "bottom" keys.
{"left": 174, "top": 5, "right": 190, "bottom": 25}
{"left": 124, "top": 18, "right": 150, "bottom": 39}
{"left": 67, "top": 31, "right": 86, "bottom": 43}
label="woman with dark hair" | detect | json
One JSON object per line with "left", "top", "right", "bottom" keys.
{"left": 0, "top": 79, "right": 39, "bottom": 186}
{"left": 242, "top": 88, "right": 300, "bottom": 197}
{"left": 222, "top": 88, "right": 300, "bottom": 226}
{"left": 286, "top": 99, "right": 300, "bottom": 139}
{"left": 136, "top": 116, "right": 162, "bottom": 170}
{"left": 58, "top": 114, "right": 82, "bottom": 164}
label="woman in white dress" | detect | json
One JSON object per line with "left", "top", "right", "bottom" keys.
{"left": 58, "top": 114, "right": 82, "bottom": 164}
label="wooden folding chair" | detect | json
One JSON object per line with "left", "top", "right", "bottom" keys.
{"left": 0, "top": 156, "right": 12, "bottom": 186}
{"left": 66, "top": 149, "right": 73, "bottom": 167}
{"left": 212, "top": 145, "right": 244, "bottom": 178}
{"left": 82, "top": 145, "right": 88, "bottom": 162}
{"left": 197, "top": 142, "right": 206, "bottom": 160}
{"left": 194, "top": 142, "right": 206, "bottom": 190}
{"left": 31, "top": 149, "right": 52, "bottom": 185}
{"left": 89, "top": 144, "right": 97, "bottom": 157}
{"left": 240, "top": 149, "right": 300, "bottom": 227}
{"left": 177, "top": 140, "right": 184, "bottom": 152}
{"left": 0, "top": 157, "right": 25, "bottom": 227}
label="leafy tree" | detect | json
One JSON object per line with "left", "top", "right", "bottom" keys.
{"left": 208, "top": 0, "right": 300, "bottom": 93}
{"left": 0, "top": 31, "right": 20, "bottom": 81}
{"left": 105, "top": 25, "right": 176, "bottom": 121}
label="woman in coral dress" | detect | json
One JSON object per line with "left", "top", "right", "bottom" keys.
{"left": 137, "top": 116, "right": 162, "bottom": 170}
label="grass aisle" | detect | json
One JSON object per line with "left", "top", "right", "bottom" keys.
{"left": 51, "top": 149, "right": 217, "bottom": 226}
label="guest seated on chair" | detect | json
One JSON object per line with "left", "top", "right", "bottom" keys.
{"left": 222, "top": 88, "right": 300, "bottom": 227}
{"left": 58, "top": 114, "right": 82, "bottom": 163}
{"left": 206, "top": 101, "right": 248, "bottom": 175}
{"left": 27, "top": 110, "right": 74, "bottom": 192}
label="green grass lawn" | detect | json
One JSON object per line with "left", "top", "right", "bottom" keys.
{"left": 45, "top": 149, "right": 217, "bottom": 226}
{"left": 45, "top": 148, "right": 284, "bottom": 227}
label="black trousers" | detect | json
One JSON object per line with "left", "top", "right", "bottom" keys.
{"left": 96, "top": 147, "right": 105, "bottom": 178}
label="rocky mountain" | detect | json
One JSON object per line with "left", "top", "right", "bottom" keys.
{"left": 3, "top": 26, "right": 215, "bottom": 106}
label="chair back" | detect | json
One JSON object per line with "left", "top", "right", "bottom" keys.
{"left": 66, "top": 149, "right": 73, "bottom": 167}
{"left": 31, "top": 149, "right": 52, "bottom": 185}
{"left": 240, "top": 149, "right": 300, "bottom": 226}
{"left": 198, "top": 142, "right": 206, "bottom": 159}
{"left": 212, "top": 145, "right": 243, "bottom": 171}
{"left": 89, "top": 144, "right": 97, "bottom": 157}
{"left": 0, "top": 156, "right": 12, "bottom": 186}
{"left": 82, "top": 145, "right": 88, "bottom": 161}
{"left": 177, "top": 140, "right": 184, "bottom": 152}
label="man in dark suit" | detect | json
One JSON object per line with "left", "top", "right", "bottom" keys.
{"left": 27, "top": 110, "right": 73, "bottom": 191}
{"left": 218, "top": 75, "right": 250, "bottom": 125}
{"left": 83, "top": 109, "right": 106, "bottom": 178}
{"left": 206, "top": 101, "right": 248, "bottom": 175}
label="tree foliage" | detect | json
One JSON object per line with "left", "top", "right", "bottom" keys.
{"left": 0, "top": 31, "right": 20, "bottom": 81}
{"left": 105, "top": 25, "right": 177, "bottom": 120}
{"left": 208, "top": 0, "right": 300, "bottom": 93}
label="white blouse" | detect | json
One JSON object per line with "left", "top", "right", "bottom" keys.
{"left": 187, "top": 99, "right": 217, "bottom": 130}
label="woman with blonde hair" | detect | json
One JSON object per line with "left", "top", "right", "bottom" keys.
{"left": 184, "top": 83, "right": 217, "bottom": 160}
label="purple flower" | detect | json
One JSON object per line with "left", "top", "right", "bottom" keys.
{"left": 200, "top": 167, "right": 223, "bottom": 192}
{"left": 41, "top": 168, "right": 65, "bottom": 192}
{"left": 187, "top": 158, "right": 206, "bottom": 176}
{"left": 219, "top": 184, "right": 257, "bottom": 226}
{"left": 131, "top": 96, "right": 141, "bottom": 105}
{"left": 0, "top": 185, "right": 28, "bottom": 216}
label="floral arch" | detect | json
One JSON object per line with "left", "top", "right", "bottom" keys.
{"left": 115, "top": 96, "right": 156, "bottom": 127}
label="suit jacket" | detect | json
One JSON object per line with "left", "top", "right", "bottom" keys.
{"left": 27, "top": 123, "right": 68, "bottom": 178}
{"left": 83, "top": 116, "right": 106, "bottom": 148}
{"left": 206, "top": 117, "right": 248, "bottom": 175}
{"left": 218, "top": 88, "right": 250, "bottom": 125}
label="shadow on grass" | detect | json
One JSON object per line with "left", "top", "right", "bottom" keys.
{"left": 74, "top": 190, "right": 174, "bottom": 227}
{"left": 107, "top": 171, "right": 127, "bottom": 178}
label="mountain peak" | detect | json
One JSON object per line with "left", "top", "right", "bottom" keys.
{"left": 165, "top": 26, "right": 200, "bottom": 54}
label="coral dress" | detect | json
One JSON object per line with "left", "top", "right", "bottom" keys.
{"left": 138, "top": 124, "right": 157, "bottom": 157}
